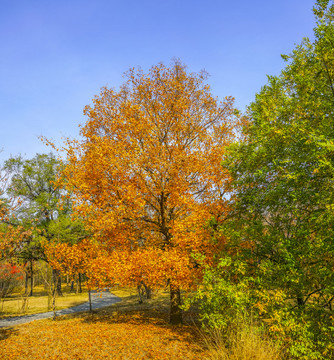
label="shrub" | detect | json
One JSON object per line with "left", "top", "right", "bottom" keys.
{"left": 199, "top": 320, "right": 281, "bottom": 360}
{"left": 0, "top": 262, "right": 24, "bottom": 301}
{"left": 189, "top": 256, "right": 334, "bottom": 359}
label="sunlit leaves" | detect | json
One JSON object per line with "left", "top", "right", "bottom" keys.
{"left": 47, "top": 60, "right": 239, "bottom": 301}
{"left": 0, "top": 316, "right": 206, "bottom": 359}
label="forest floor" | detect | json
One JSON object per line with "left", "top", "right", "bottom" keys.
{"left": 0, "top": 288, "right": 209, "bottom": 359}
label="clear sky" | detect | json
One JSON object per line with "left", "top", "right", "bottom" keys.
{"left": 0, "top": 0, "right": 316, "bottom": 162}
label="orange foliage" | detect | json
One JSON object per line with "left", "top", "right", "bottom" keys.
{"left": 43, "top": 239, "right": 101, "bottom": 280}
{"left": 0, "top": 221, "right": 28, "bottom": 260}
{"left": 44, "top": 61, "right": 238, "bottom": 294}
{"left": 45, "top": 240, "right": 199, "bottom": 289}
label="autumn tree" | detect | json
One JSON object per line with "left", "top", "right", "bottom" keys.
{"left": 55, "top": 60, "right": 238, "bottom": 324}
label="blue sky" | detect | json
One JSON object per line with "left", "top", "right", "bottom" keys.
{"left": 0, "top": 0, "right": 316, "bottom": 162}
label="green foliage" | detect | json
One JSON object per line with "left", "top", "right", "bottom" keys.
{"left": 2, "top": 153, "right": 86, "bottom": 263}
{"left": 4, "top": 153, "right": 67, "bottom": 226}
{"left": 197, "top": 2, "right": 334, "bottom": 359}
{"left": 3, "top": 153, "right": 60, "bottom": 262}
{"left": 224, "top": 0, "right": 334, "bottom": 312}
{"left": 191, "top": 254, "right": 334, "bottom": 359}
{"left": 192, "top": 257, "right": 256, "bottom": 330}
{"left": 270, "top": 306, "right": 334, "bottom": 359}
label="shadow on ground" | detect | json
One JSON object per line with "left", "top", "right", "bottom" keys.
{"left": 52, "top": 291, "right": 202, "bottom": 347}
{"left": 0, "top": 327, "right": 19, "bottom": 341}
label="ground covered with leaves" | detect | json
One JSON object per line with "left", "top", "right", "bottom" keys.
{"left": 0, "top": 291, "right": 208, "bottom": 359}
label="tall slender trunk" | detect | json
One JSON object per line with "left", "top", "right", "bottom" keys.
{"left": 88, "top": 289, "right": 92, "bottom": 312}
{"left": 44, "top": 266, "right": 49, "bottom": 290}
{"left": 51, "top": 269, "right": 59, "bottom": 319}
{"left": 143, "top": 281, "right": 152, "bottom": 299}
{"left": 57, "top": 273, "right": 62, "bottom": 296}
{"left": 76, "top": 274, "right": 79, "bottom": 294}
{"left": 170, "top": 283, "right": 182, "bottom": 325}
{"left": 52, "top": 280, "right": 57, "bottom": 320}
{"left": 24, "top": 270, "right": 29, "bottom": 295}
{"left": 78, "top": 273, "right": 82, "bottom": 293}
{"left": 52, "top": 269, "right": 63, "bottom": 296}
{"left": 29, "top": 260, "right": 33, "bottom": 296}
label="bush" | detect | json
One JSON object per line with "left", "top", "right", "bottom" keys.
{"left": 189, "top": 256, "right": 334, "bottom": 359}
{"left": 0, "top": 262, "right": 24, "bottom": 300}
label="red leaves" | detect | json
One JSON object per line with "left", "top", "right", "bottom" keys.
{"left": 0, "top": 263, "right": 24, "bottom": 280}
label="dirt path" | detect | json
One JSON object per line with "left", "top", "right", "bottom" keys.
{"left": 0, "top": 291, "right": 121, "bottom": 328}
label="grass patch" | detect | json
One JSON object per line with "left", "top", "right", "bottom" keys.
{"left": 199, "top": 323, "right": 282, "bottom": 360}
{"left": 0, "top": 284, "right": 89, "bottom": 318}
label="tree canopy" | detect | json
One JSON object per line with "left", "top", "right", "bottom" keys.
{"left": 54, "top": 60, "right": 239, "bottom": 323}
{"left": 218, "top": 1, "right": 334, "bottom": 356}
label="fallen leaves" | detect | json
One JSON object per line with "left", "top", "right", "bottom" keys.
{"left": 0, "top": 312, "right": 207, "bottom": 359}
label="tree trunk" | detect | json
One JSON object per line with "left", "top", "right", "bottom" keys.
{"left": 137, "top": 283, "right": 145, "bottom": 304}
{"left": 78, "top": 273, "right": 82, "bottom": 293}
{"left": 44, "top": 266, "right": 49, "bottom": 290}
{"left": 143, "top": 282, "right": 152, "bottom": 299}
{"left": 88, "top": 289, "right": 92, "bottom": 312}
{"left": 170, "top": 283, "right": 182, "bottom": 325}
{"left": 76, "top": 274, "right": 79, "bottom": 294}
{"left": 57, "top": 273, "right": 62, "bottom": 296}
{"left": 51, "top": 269, "right": 58, "bottom": 319}
{"left": 52, "top": 269, "right": 63, "bottom": 296}
{"left": 137, "top": 281, "right": 152, "bottom": 303}
{"left": 24, "top": 270, "right": 29, "bottom": 295}
{"left": 52, "top": 282, "right": 57, "bottom": 320}
{"left": 29, "top": 261, "right": 33, "bottom": 296}
{"left": 297, "top": 294, "right": 304, "bottom": 308}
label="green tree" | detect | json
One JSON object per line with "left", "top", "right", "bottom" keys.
{"left": 3, "top": 153, "right": 77, "bottom": 295}
{"left": 218, "top": 1, "right": 334, "bottom": 358}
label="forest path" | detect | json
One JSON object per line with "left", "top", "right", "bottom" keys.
{"left": 0, "top": 291, "right": 121, "bottom": 328}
